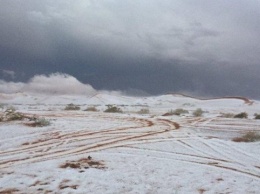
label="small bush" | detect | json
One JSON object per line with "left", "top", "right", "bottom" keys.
{"left": 173, "top": 108, "right": 189, "bottom": 116}
{"left": 0, "top": 106, "right": 26, "bottom": 122}
{"left": 27, "top": 118, "right": 51, "bottom": 127}
{"left": 193, "top": 108, "right": 203, "bottom": 117}
{"left": 64, "top": 103, "right": 80, "bottom": 110}
{"left": 137, "top": 108, "right": 150, "bottom": 114}
{"left": 220, "top": 113, "right": 235, "bottom": 118}
{"left": 232, "top": 131, "right": 260, "bottom": 142}
{"left": 0, "top": 112, "right": 25, "bottom": 122}
{"left": 254, "top": 113, "right": 260, "bottom": 120}
{"left": 34, "top": 118, "right": 51, "bottom": 127}
{"left": 7, "top": 112, "right": 24, "bottom": 121}
{"left": 104, "top": 105, "right": 122, "bottom": 113}
{"left": 162, "top": 109, "right": 189, "bottom": 116}
{"left": 234, "top": 112, "right": 248, "bottom": 119}
{"left": 85, "top": 106, "right": 98, "bottom": 112}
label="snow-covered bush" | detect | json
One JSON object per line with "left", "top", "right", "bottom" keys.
{"left": 85, "top": 106, "right": 98, "bottom": 112}
{"left": 219, "top": 113, "right": 235, "bottom": 118}
{"left": 33, "top": 118, "right": 51, "bottom": 127}
{"left": 104, "top": 105, "right": 122, "bottom": 113}
{"left": 233, "top": 131, "right": 260, "bottom": 142}
{"left": 162, "top": 108, "right": 189, "bottom": 116}
{"left": 173, "top": 108, "right": 189, "bottom": 116}
{"left": 254, "top": 113, "right": 260, "bottom": 120}
{"left": 64, "top": 103, "right": 80, "bottom": 110}
{"left": 0, "top": 107, "right": 25, "bottom": 121}
{"left": 137, "top": 108, "right": 150, "bottom": 114}
{"left": 192, "top": 108, "right": 203, "bottom": 117}
{"left": 234, "top": 112, "right": 248, "bottom": 119}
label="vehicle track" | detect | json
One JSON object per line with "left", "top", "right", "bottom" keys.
{"left": 0, "top": 115, "right": 149, "bottom": 155}
{"left": 0, "top": 114, "right": 179, "bottom": 169}
{"left": 112, "top": 146, "right": 260, "bottom": 180}
{"left": 1, "top": 110, "right": 259, "bottom": 183}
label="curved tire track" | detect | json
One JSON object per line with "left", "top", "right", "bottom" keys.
{"left": 0, "top": 115, "right": 179, "bottom": 169}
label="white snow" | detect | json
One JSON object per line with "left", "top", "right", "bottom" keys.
{"left": 0, "top": 93, "right": 260, "bottom": 193}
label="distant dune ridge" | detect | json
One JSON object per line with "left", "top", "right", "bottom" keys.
{"left": 0, "top": 73, "right": 255, "bottom": 105}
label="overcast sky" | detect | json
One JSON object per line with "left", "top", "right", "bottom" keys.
{"left": 1, "top": 0, "right": 260, "bottom": 98}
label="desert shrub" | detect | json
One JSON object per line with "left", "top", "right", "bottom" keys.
{"left": 3, "top": 108, "right": 24, "bottom": 121}
{"left": 85, "top": 106, "right": 98, "bottom": 112}
{"left": 25, "top": 117, "right": 51, "bottom": 127}
{"left": 162, "top": 109, "right": 189, "bottom": 116}
{"left": 192, "top": 108, "right": 203, "bottom": 117}
{"left": 6, "top": 112, "right": 24, "bottom": 121}
{"left": 104, "top": 105, "right": 122, "bottom": 113}
{"left": 234, "top": 112, "right": 248, "bottom": 119}
{"left": 232, "top": 131, "right": 260, "bottom": 142}
{"left": 219, "top": 113, "right": 235, "bottom": 118}
{"left": 64, "top": 103, "right": 80, "bottom": 110}
{"left": 137, "top": 108, "right": 150, "bottom": 114}
{"left": 0, "top": 112, "right": 25, "bottom": 122}
{"left": 254, "top": 113, "right": 260, "bottom": 120}
{"left": 0, "top": 106, "right": 26, "bottom": 122}
{"left": 173, "top": 108, "right": 189, "bottom": 116}
{"left": 31, "top": 118, "right": 51, "bottom": 127}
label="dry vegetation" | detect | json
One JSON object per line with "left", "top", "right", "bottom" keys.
{"left": 60, "top": 156, "right": 106, "bottom": 170}
{"left": 219, "top": 113, "right": 235, "bottom": 118}
{"left": 193, "top": 108, "right": 204, "bottom": 117}
{"left": 137, "top": 108, "right": 150, "bottom": 114}
{"left": 0, "top": 106, "right": 50, "bottom": 127}
{"left": 254, "top": 113, "right": 260, "bottom": 119}
{"left": 162, "top": 108, "right": 189, "bottom": 116}
{"left": 0, "top": 188, "right": 20, "bottom": 194}
{"left": 25, "top": 118, "right": 51, "bottom": 127}
{"left": 84, "top": 106, "right": 98, "bottom": 112}
{"left": 64, "top": 103, "right": 80, "bottom": 110}
{"left": 104, "top": 105, "right": 123, "bottom": 113}
{"left": 232, "top": 131, "right": 260, "bottom": 142}
{"left": 59, "top": 180, "right": 78, "bottom": 190}
{"left": 234, "top": 112, "right": 248, "bottom": 119}
{"left": 0, "top": 107, "right": 24, "bottom": 122}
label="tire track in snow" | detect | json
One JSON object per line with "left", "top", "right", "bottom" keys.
{"left": 0, "top": 116, "right": 179, "bottom": 168}
{"left": 2, "top": 110, "right": 259, "bottom": 181}
{"left": 193, "top": 118, "right": 260, "bottom": 162}
{"left": 0, "top": 115, "right": 150, "bottom": 156}
{"left": 110, "top": 146, "right": 260, "bottom": 180}
{"left": 208, "top": 140, "right": 260, "bottom": 164}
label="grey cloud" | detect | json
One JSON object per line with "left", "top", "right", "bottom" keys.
{"left": 0, "top": 69, "right": 16, "bottom": 80}
{"left": 0, "top": 1, "right": 260, "bottom": 99}
{"left": 1, "top": 0, "right": 259, "bottom": 64}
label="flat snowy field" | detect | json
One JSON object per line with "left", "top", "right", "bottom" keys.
{"left": 0, "top": 93, "right": 260, "bottom": 194}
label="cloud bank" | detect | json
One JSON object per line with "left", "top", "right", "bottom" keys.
{"left": 0, "top": 73, "right": 97, "bottom": 96}
{"left": 1, "top": 1, "right": 260, "bottom": 98}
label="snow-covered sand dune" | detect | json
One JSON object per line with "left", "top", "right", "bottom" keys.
{"left": 0, "top": 93, "right": 260, "bottom": 193}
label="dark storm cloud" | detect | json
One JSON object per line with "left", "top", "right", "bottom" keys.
{"left": 1, "top": 0, "right": 260, "bottom": 98}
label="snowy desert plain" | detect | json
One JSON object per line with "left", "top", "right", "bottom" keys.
{"left": 0, "top": 77, "right": 260, "bottom": 194}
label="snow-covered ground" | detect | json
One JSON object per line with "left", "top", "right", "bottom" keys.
{"left": 0, "top": 93, "right": 260, "bottom": 194}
